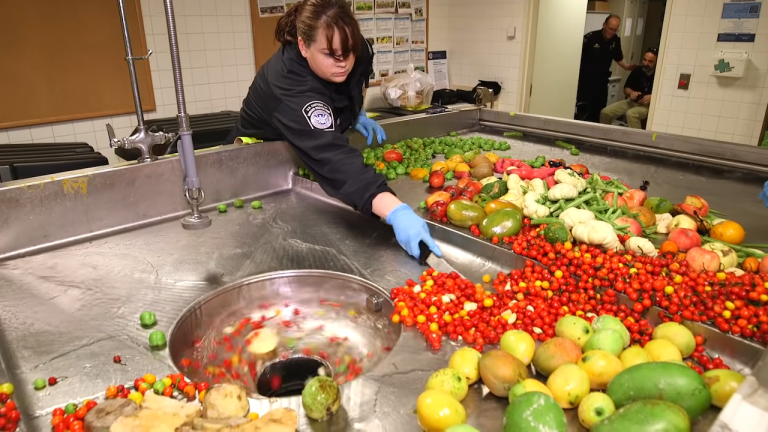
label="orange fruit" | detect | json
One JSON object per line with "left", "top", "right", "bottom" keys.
{"left": 660, "top": 241, "right": 679, "bottom": 254}
{"left": 742, "top": 257, "right": 760, "bottom": 273}
{"left": 710, "top": 221, "right": 746, "bottom": 245}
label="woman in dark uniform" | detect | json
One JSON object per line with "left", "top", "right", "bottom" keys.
{"left": 227, "top": 0, "right": 441, "bottom": 260}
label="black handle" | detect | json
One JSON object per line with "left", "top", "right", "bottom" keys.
{"left": 418, "top": 241, "right": 431, "bottom": 265}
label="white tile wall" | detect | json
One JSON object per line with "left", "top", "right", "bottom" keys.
{"left": 650, "top": 0, "right": 768, "bottom": 145}
{"left": 0, "top": 0, "right": 255, "bottom": 164}
{"left": 428, "top": 0, "right": 527, "bottom": 112}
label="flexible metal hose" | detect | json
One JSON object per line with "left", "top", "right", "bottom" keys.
{"left": 163, "top": 0, "right": 190, "bottom": 131}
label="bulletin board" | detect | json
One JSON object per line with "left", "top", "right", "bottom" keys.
{"left": 0, "top": 0, "right": 155, "bottom": 129}
{"left": 249, "top": 0, "right": 429, "bottom": 86}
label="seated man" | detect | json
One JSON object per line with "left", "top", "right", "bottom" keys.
{"left": 600, "top": 48, "right": 657, "bottom": 129}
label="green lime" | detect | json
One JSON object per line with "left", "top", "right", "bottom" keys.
{"left": 233, "top": 198, "right": 244, "bottom": 208}
{"left": 33, "top": 378, "right": 46, "bottom": 390}
{"left": 217, "top": 204, "right": 227, "bottom": 213}
{"left": 149, "top": 331, "right": 167, "bottom": 349}
{"left": 152, "top": 380, "right": 166, "bottom": 395}
{"left": 251, "top": 200, "right": 263, "bottom": 209}
{"left": 139, "top": 311, "right": 156, "bottom": 328}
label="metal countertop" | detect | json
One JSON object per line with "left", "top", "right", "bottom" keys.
{"left": 0, "top": 110, "right": 767, "bottom": 431}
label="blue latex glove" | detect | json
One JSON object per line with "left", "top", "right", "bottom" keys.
{"left": 386, "top": 203, "right": 442, "bottom": 259}
{"left": 354, "top": 111, "right": 386, "bottom": 146}
{"left": 761, "top": 180, "right": 768, "bottom": 207}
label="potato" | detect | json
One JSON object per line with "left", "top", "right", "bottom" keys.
{"left": 252, "top": 408, "right": 298, "bottom": 432}
{"left": 84, "top": 399, "right": 139, "bottom": 432}
{"left": 142, "top": 391, "right": 202, "bottom": 421}
{"left": 202, "top": 384, "right": 250, "bottom": 420}
{"left": 109, "top": 408, "right": 189, "bottom": 432}
{"left": 471, "top": 163, "right": 495, "bottom": 180}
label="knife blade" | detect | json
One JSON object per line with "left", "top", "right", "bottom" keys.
{"left": 418, "top": 241, "right": 465, "bottom": 279}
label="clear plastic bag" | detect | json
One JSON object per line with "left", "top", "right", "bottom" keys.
{"left": 380, "top": 64, "right": 435, "bottom": 109}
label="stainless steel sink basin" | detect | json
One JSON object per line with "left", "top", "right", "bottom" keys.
{"left": 168, "top": 270, "right": 401, "bottom": 398}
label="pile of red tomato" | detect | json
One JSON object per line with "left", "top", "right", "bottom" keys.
{"left": 390, "top": 220, "right": 768, "bottom": 367}
{"left": 49, "top": 400, "right": 97, "bottom": 432}
{"left": 0, "top": 387, "right": 20, "bottom": 432}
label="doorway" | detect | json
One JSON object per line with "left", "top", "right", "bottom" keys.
{"left": 521, "top": 0, "right": 667, "bottom": 128}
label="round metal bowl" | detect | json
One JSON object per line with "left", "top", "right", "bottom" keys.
{"left": 168, "top": 270, "right": 400, "bottom": 398}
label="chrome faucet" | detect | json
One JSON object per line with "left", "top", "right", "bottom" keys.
{"left": 106, "top": 123, "right": 175, "bottom": 163}
{"left": 109, "top": 0, "right": 173, "bottom": 163}
{"left": 112, "top": 0, "right": 211, "bottom": 229}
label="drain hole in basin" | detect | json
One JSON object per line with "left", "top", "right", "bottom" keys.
{"left": 257, "top": 357, "right": 332, "bottom": 398}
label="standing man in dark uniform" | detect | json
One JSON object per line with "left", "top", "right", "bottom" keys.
{"left": 576, "top": 14, "right": 636, "bottom": 123}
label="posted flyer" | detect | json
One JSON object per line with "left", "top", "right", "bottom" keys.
{"left": 411, "top": 0, "right": 426, "bottom": 19}
{"left": 354, "top": 0, "right": 374, "bottom": 14}
{"left": 358, "top": 17, "right": 375, "bottom": 48}
{"left": 376, "top": 49, "right": 393, "bottom": 80}
{"left": 394, "top": 15, "right": 411, "bottom": 49}
{"left": 257, "top": 0, "right": 285, "bottom": 17}
{"left": 411, "top": 18, "right": 426, "bottom": 48}
{"left": 411, "top": 48, "right": 426, "bottom": 72}
{"left": 397, "top": 0, "right": 412, "bottom": 14}
{"left": 375, "top": 14, "right": 394, "bottom": 50}
{"left": 376, "top": 0, "right": 396, "bottom": 13}
{"left": 393, "top": 49, "right": 410, "bottom": 75}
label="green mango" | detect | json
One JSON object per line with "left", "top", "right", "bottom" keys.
{"left": 447, "top": 200, "right": 486, "bottom": 228}
{"left": 479, "top": 208, "right": 523, "bottom": 239}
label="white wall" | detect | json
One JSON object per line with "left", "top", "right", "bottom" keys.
{"left": 428, "top": 0, "right": 527, "bottom": 112}
{"left": 650, "top": 0, "right": 768, "bottom": 145}
{"left": 0, "top": 0, "right": 256, "bottom": 164}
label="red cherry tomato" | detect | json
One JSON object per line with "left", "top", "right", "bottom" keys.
{"left": 382, "top": 150, "right": 403, "bottom": 163}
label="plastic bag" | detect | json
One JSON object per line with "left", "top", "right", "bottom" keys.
{"left": 380, "top": 64, "right": 435, "bottom": 109}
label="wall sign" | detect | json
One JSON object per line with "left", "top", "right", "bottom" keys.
{"left": 427, "top": 51, "right": 448, "bottom": 90}
{"left": 718, "top": 2, "right": 761, "bottom": 42}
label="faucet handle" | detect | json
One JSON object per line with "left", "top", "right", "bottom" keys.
{"left": 106, "top": 123, "right": 121, "bottom": 148}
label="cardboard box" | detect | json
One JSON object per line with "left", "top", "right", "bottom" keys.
{"left": 588, "top": 1, "right": 612, "bottom": 12}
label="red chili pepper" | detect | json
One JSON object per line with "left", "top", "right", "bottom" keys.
{"left": 545, "top": 175, "right": 556, "bottom": 188}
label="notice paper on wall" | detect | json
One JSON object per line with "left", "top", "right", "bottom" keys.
{"left": 376, "top": 49, "right": 394, "bottom": 80}
{"left": 411, "top": 18, "right": 427, "bottom": 48}
{"left": 257, "top": 0, "right": 285, "bottom": 16}
{"left": 719, "top": 1, "right": 761, "bottom": 42}
{"left": 427, "top": 50, "right": 449, "bottom": 90}
{"left": 394, "top": 49, "right": 410, "bottom": 75}
{"left": 411, "top": 48, "right": 426, "bottom": 72}
{"left": 624, "top": 18, "right": 633, "bottom": 37}
{"left": 636, "top": 17, "right": 644, "bottom": 36}
{"left": 358, "top": 17, "right": 375, "bottom": 48}
{"left": 375, "top": 14, "right": 395, "bottom": 49}
{"left": 412, "top": 0, "right": 427, "bottom": 19}
{"left": 376, "top": 0, "right": 396, "bottom": 13}
{"left": 354, "top": 0, "right": 374, "bottom": 14}
{"left": 394, "top": 15, "right": 411, "bottom": 48}
{"left": 397, "top": 0, "right": 413, "bottom": 14}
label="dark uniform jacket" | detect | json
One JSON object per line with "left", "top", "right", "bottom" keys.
{"left": 579, "top": 30, "right": 624, "bottom": 83}
{"left": 230, "top": 39, "right": 392, "bottom": 217}
{"left": 624, "top": 67, "right": 655, "bottom": 96}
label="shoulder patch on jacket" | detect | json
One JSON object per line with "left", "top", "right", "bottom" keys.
{"left": 302, "top": 101, "right": 335, "bottom": 131}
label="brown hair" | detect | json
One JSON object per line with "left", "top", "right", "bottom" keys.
{"left": 275, "top": 0, "right": 362, "bottom": 60}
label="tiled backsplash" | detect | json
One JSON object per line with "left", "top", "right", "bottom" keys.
{"left": 649, "top": 0, "right": 768, "bottom": 145}
{"left": 0, "top": 0, "right": 255, "bottom": 164}
{"left": 428, "top": 0, "right": 526, "bottom": 112}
